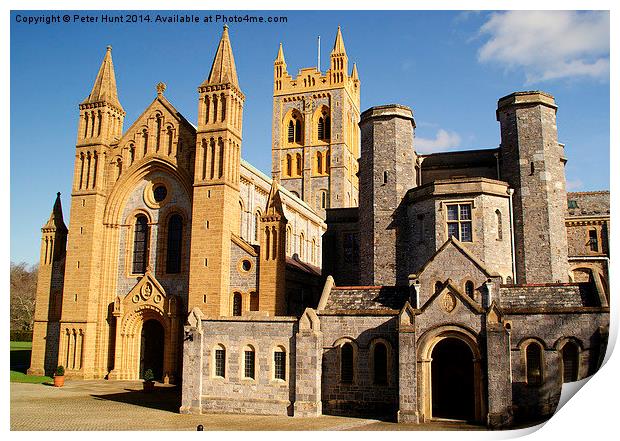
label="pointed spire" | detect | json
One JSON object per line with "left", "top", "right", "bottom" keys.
{"left": 82, "top": 46, "right": 123, "bottom": 111}
{"left": 264, "top": 179, "right": 287, "bottom": 219}
{"left": 43, "top": 192, "right": 68, "bottom": 232}
{"left": 332, "top": 25, "right": 347, "bottom": 54}
{"left": 275, "top": 43, "right": 286, "bottom": 64}
{"left": 351, "top": 63, "right": 359, "bottom": 81}
{"left": 204, "top": 25, "right": 239, "bottom": 87}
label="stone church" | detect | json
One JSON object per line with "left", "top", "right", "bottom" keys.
{"left": 29, "top": 26, "right": 609, "bottom": 429}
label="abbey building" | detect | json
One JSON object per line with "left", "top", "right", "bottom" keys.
{"left": 30, "top": 26, "right": 609, "bottom": 428}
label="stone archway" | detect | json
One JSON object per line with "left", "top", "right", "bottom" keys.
{"left": 140, "top": 319, "right": 165, "bottom": 380}
{"left": 418, "top": 326, "right": 485, "bottom": 423}
{"left": 431, "top": 338, "right": 475, "bottom": 420}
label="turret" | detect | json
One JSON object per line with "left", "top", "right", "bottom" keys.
{"left": 258, "top": 180, "right": 288, "bottom": 315}
{"left": 28, "top": 192, "right": 67, "bottom": 376}
{"left": 497, "top": 91, "right": 569, "bottom": 283}
{"left": 329, "top": 26, "right": 348, "bottom": 85}
{"left": 359, "top": 105, "right": 417, "bottom": 286}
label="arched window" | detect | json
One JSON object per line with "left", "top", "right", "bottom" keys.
{"left": 321, "top": 191, "right": 327, "bottom": 209}
{"left": 311, "top": 239, "right": 317, "bottom": 264}
{"left": 243, "top": 345, "right": 255, "bottom": 379}
{"left": 465, "top": 280, "right": 474, "bottom": 298}
{"left": 325, "top": 116, "right": 331, "bottom": 139}
{"left": 296, "top": 153, "right": 302, "bottom": 176}
{"left": 166, "top": 214, "right": 183, "bottom": 274}
{"left": 274, "top": 347, "right": 286, "bottom": 380}
{"left": 383, "top": 170, "right": 389, "bottom": 184}
{"left": 132, "top": 215, "right": 149, "bottom": 274}
{"left": 232, "top": 292, "right": 242, "bottom": 316}
{"left": 318, "top": 117, "right": 325, "bottom": 141}
{"left": 295, "top": 119, "right": 302, "bottom": 143}
{"left": 286, "top": 154, "right": 292, "bottom": 176}
{"left": 435, "top": 281, "right": 443, "bottom": 293}
{"left": 299, "top": 232, "right": 305, "bottom": 260}
{"left": 373, "top": 342, "right": 388, "bottom": 385}
{"left": 286, "top": 227, "right": 292, "bottom": 254}
{"left": 288, "top": 120, "right": 295, "bottom": 143}
{"left": 496, "top": 210, "right": 503, "bottom": 240}
{"left": 250, "top": 291, "right": 259, "bottom": 311}
{"left": 254, "top": 211, "right": 261, "bottom": 243}
{"left": 316, "top": 151, "right": 323, "bottom": 174}
{"left": 214, "top": 344, "right": 226, "bottom": 378}
{"left": 526, "top": 342, "right": 543, "bottom": 384}
{"left": 562, "top": 342, "right": 579, "bottom": 383}
{"left": 341, "top": 342, "right": 354, "bottom": 384}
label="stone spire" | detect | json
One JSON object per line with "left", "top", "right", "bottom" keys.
{"left": 351, "top": 63, "right": 359, "bottom": 81}
{"left": 275, "top": 43, "right": 286, "bottom": 64}
{"left": 81, "top": 46, "right": 123, "bottom": 111}
{"left": 43, "top": 192, "right": 68, "bottom": 232}
{"left": 204, "top": 25, "right": 239, "bottom": 87}
{"left": 332, "top": 25, "right": 347, "bottom": 54}
{"left": 264, "top": 179, "right": 287, "bottom": 220}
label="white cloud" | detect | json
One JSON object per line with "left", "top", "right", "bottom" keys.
{"left": 478, "top": 11, "right": 609, "bottom": 84}
{"left": 416, "top": 129, "right": 461, "bottom": 154}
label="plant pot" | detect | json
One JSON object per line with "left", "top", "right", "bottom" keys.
{"left": 143, "top": 380, "right": 155, "bottom": 392}
{"left": 53, "top": 375, "right": 65, "bottom": 387}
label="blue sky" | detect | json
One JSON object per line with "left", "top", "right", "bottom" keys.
{"left": 10, "top": 10, "right": 610, "bottom": 265}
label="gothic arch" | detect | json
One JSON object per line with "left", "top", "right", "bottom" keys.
{"left": 417, "top": 325, "right": 485, "bottom": 423}
{"left": 103, "top": 157, "right": 193, "bottom": 225}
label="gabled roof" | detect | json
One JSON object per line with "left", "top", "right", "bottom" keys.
{"left": 412, "top": 237, "right": 500, "bottom": 278}
{"left": 81, "top": 46, "right": 124, "bottom": 111}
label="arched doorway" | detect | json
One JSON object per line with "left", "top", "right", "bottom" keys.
{"left": 140, "top": 319, "right": 164, "bottom": 380}
{"left": 431, "top": 338, "right": 475, "bottom": 421}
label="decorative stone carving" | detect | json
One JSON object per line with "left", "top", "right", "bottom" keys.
{"left": 441, "top": 292, "right": 456, "bottom": 313}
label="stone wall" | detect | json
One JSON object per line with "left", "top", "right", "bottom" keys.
{"left": 321, "top": 207, "right": 360, "bottom": 286}
{"left": 189, "top": 316, "right": 299, "bottom": 416}
{"left": 505, "top": 310, "right": 608, "bottom": 421}
{"left": 318, "top": 313, "right": 399, "bottom": 416}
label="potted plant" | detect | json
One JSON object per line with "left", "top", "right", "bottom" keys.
{"left": 143, "top": 368, "right": 155, "bottom": 392}
{"left": 53, "top": 365, "right": 65, "bottom": 387}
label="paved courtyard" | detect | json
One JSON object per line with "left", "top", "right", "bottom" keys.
{"left": 10, "top": 380, "right": 484, "bottom": 431}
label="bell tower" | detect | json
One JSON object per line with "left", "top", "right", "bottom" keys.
{"left": 188, "top": 25, "right": 245, "bottom": 316}
{"left": 59, "top": 46, "right": 125, "bottom": 378}
{"left": 271, "top": 26, "right": 360, "bottom": 218}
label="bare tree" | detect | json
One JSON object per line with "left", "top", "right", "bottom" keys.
{"left": 10, "top": 262, "right": 38, "bottom": 330}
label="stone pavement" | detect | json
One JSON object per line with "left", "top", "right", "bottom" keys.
{"left": 10, "top": 380, "right": 482, "bottom": 431}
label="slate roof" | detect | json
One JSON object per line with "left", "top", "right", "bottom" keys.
{"left": 324, "top": 286, "right": 409, "bottom": 311}
{"left": 499, "top": 284, "right": 594, "bottom": 309}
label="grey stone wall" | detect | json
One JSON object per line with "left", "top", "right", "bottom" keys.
{"left": 318, "top": 314, "right": 399, "bottom": 416}
{"left": 196, "top": 317, "right": 298, "bottom": 416}
{"left": 498, "top": 92, "right": 569, "bottom": 284}
{"left": 505, "top": 310, "right": 608, "bottom": 421}
{"left": 359, "top": 105, "right": 417, "bottom": 286}
{"left": 229, "top": 242, "right": 258, "bottom": 303}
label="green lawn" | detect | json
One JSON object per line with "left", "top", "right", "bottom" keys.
{"left": 10, "top": 340, "right": 53, "bottom": 384}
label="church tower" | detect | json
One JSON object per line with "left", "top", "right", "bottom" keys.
{"left": 59, "top": 46, "right": 125, "bottom": 378}
{"left": 258, "top": 180, "right": 288, "bottom": 316}
{"left": 28, "top": 193, "right": 68, "bottom": 376}
{"left": 188, "top": 25, "right": 245, "bottom": 316}
{"left": 272, "top": 26, "right": 361, "bottom": 218}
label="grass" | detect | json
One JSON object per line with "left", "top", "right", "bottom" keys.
{"left": 10, "top": 340, "right": 53, "bottom": 384}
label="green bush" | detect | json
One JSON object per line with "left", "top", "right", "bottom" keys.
{"left": 143, "top": 368, "right": 154, "bottom": 382}
{"left": 55, "top": 365, "right": 65, "bottom": 376}
{"left": 10, "top": 330, "right": 33, "bottom": 342}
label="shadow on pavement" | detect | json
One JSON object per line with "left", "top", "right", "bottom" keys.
{"left": 91, "top": 385, "right": 181, "bottom": 413}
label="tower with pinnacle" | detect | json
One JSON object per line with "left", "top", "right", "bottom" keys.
{"left": 272, "top": 26, "right": 360, "bottom": 218}
{"left": 188, "top": 25, "right": 245, "bottom": 317}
